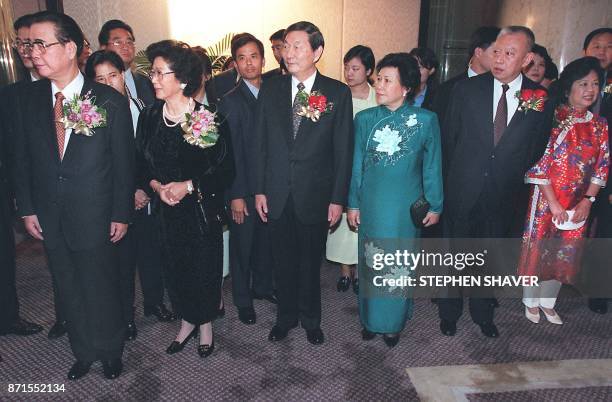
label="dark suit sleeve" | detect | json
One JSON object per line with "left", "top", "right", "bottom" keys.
{"left": 109, "top": 95, "right": 135, "bottom": 223}
{"left": 330, "top": 85, "right": 354, "bottom": 206}
{"left": 11, "top": 86, "right": 35, "bottom": 217}
{"left": 218, "top": 97, "right": 248, "bottom": 200}
{"left": 253, "top": 84, "right": 268, "bottom": 195}
{"left": 135, "top": 109, "right": 154, "bottom": 197}
{"left": 441, "top": 83, "right": 463, "bottom": 175}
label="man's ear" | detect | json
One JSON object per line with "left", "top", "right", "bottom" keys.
{"left": 313, "top": 46, "right": 323, "bottom": 63}
{"left": 66, "top": 41, "right": 78, "bottom": 60}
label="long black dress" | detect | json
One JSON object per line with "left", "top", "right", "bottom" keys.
{"left": 136, "top": 100, "right": 234, "bottom": 325}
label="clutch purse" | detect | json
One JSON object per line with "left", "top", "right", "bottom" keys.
{"left": 410, "top": 196, "right": 430, "bottom": 228}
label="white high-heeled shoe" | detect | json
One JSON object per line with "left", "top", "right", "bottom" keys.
{"left": 525, "top": 306, "right": 540, "bottom": 323}
{"left": 539, "top": 306, "right": 563, "bottom": 325}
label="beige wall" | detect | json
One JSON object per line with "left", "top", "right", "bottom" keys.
{"left": 497, "top": 0, "right": 612, "bottom": 70}
{"left": 63, "top": 0, "right": 419, "bottom": 80}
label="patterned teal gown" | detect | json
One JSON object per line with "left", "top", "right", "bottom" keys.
{"left": 348, "top": 102, "right": 443, "bottom": 334}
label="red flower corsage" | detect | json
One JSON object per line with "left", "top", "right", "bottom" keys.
{"left": 516, "top": 88, "right": 547, "bottom": 113}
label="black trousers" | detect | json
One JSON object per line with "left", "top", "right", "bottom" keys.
{"left": 0, "top": 200, "right": 18, "bottom": 330}
{"left": 45, "top": 239, "right": 124, "bottom": 362}
{"left": 229, "top": 196, "right": 274, "bottom": 308}
{"left": 437, "top": 187, "right": 510, "bottom": 325}
{"left": 268, "top": 195, "right": 327, "bottom": 330}
{"left": 118, "top": 209, "right": 167, "bottom": 324}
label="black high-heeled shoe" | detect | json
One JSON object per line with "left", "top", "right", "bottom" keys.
{"left": 197, "top": 340, "right": 215, "bottom": 358}
{"left": 166, "top": 328, "right": 197, "bottom": 355}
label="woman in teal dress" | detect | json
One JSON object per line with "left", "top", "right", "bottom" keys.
{"left": 347, "top": 53, "right": 443, "bottom": 347}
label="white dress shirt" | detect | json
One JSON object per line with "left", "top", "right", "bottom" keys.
{"left": 291, "top": 70, "right": 317, "bottom": 103}
{"left": 493, "top": 73, "right": 522, "bottom": 124}
{"left": 124, "top": 69, "right": 138, "bottom": 100}
{"left": 467, "top": 67, "right": 478, "bottom": 78}
{"left": 51, "top": 72, "right": 85, "bottom": 155}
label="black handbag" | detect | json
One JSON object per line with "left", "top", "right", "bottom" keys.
{"left": 410, "top": 196, "right": 430, "bottom": 228}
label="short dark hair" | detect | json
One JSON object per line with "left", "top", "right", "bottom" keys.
{"left": 269, "top": 29, "right": 284, "bottom": 42}
{"left": 498, "top": 26, "right": 535, "bottom": 51}
{"left": 409, "top": 47, "right": 439, "bottom": 87}
{"left": 557, "top": 56, "right": 604, "bottom": 106}
{"left": 84, "top": 50, "right": 125, "bottom": 80}
{"left": 583, "top": 27, "right": 612, "bottom": 50}
{"left": 284, "top": 21, "right": 324, "bottom": 50}
{"left": 13, "top": 13, "right": 34, "bottom": 31}
{"left": 30, "top": 11, "right": 85, "bottom": 57}
{"left": 544, "top": 58, "right": 558, "bottom": 80}
{"left": 98, "top": 19, "right": 135, "bottom": 47}
{"left": 376, "top": 53, "right": 421, "bottom": 102}
{"left": 343, "top": 45, "right": 375, "bottom": 75}
{"left": 192, "top": 46, "right": 212, "bottom": 77}
{"left": 146, "top": 40, "right": 203, "bottom": 97}
{"left": 468, "top": 26, "right": 500, "bottom": 58}
{"left": 531, "top": 43, "right": 550, "bottom": 61}
{"left": 231, "top": 33, "right": 264, "bottom": 60}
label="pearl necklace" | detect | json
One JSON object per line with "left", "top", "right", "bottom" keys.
{"left": 163, "top": 98, "right": 194, "bottom": 127}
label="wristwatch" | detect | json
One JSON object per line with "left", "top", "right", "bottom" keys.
{"left": 584, "top": 195, "right": 596, "bottom": 203}
{"left": 186, "top": 181, "right": 194, "bottom": 195}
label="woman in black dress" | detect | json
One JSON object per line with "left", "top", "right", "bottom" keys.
{"left": 136, "top": 40, "right": 233, "bottom": 358}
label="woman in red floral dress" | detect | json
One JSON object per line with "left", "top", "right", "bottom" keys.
{"left": 518, "top": 57, "right": 609, "bottom": 324}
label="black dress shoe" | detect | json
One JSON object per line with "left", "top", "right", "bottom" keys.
{"left": 479, "top": 322, "right": 499, "bottom": 338}
{"left": 337, "top": 276, "right": 351, "bottom": 292}
{"left": 352, "top": 278, "right": 359, "bottom": 294}
{"left": 238, "top": 307, "right": 256, "bottom": 325}
{"left": 48, "top": 320, "right": 67, "bottom": 339}
{"left": 144, "top": 304, "right": 176, "bottom": 322}
{"left": 588, "top": 298, "right": 608, "bottom": 314}
{"left": 197, "top": 341, "right": 215, "bottom": 358}
{"left": 0, "top": 318, "right": 43, "bottom": 336}
{"left": 252, "top": 291, "right": 278, "bottom": 305}
{"left": 102, "top": 359, "right": 123, "bottom": 380}
{"left": 268, "top": 325, "right": 290, "bottom": 342}
{"left": 440, "top": 319, "right": 457, "bottom": 336}
{"left": 125, "top": 322, "right": 137, "bottom": 341}
{"left": 166, "top": 328, "right": 197, "bottom": 354}
{"left": 383, "top": 334, "right": 400, "bottom": 348}
{"left": 361, "top": 328, "right": 376, "bottom": 341}
{"left": 67, "top": 361, "right": 92, "bottom": 380}
{"left": 306, "top": 328, "right": 325, "bottom": 345}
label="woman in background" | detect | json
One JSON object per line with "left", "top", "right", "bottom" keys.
{"left": 327, "top": 45, "right": 377, "bottom": 295}
{"left": 408, "top": 47, "right": 439, "bottom": 109}
{"left": 523, "top": 44, "right": 552, "bottom": 85}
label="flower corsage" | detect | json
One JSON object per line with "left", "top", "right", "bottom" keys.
{"left": 515, "top": 88, "right": 547, "bottom": 113}
{"left": 181, "top": 106, "right": 220, "bottom": 149}
{"left": 296, "top": 91, "right": 334, "bottom": 122}
{"left": 59, "top": 90, "right": 107, "bottom": 136}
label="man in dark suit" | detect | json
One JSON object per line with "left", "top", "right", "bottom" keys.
{"left": 262, "top": 29, "right": 286, "bottom": 80}
{"left": 13, "top": 11, "right": 133, "bottom": 380}
{"left": 0, "top": 14, "right": 45, "bottom": 340}
{"left": 437, "top": 26, "right": 552, "bottom": 338}
{"left": 98, "top": 19, "right": 155, "bottom": 106}
{"left": 432, "top": 26, "right": 500, "bottom": 129}
{"left": 255, "top": 21, "right": 353, "bottom": 345}
{"left": 207, "top": 62, "right": 240, "bottom": 105}
{"left": 218, "top": 34, "right": 275, "bottom": 326}
{"left": 583, "top": 28, "right": 612, "bottom": 314}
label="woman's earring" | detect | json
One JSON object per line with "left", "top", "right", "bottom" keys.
{"left": 180, "top": 83, "right": 187, "bottom": 89}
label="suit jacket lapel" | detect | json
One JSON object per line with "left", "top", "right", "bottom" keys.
{"left": 501, "top": 75, "right": 530, "bottom": 146}
{"left": 237, "top": 80, "right": 257, "bottom": 108}
{"left": 281, "top": 75, "right": 294, "bottom": 148}
{"left": 62, "top": 79, "right": 93, "bottom": 164}
{"left": 479, "top": 74, "right": 494, "bottom": 147}
{"left": 294, "top": 72, "right": 322, "bottom": 142}
{"left": 35, "top": 80, "right": 60, "bottom": 165}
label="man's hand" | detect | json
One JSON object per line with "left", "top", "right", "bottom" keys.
{"left": 328, "top": 203, "right": 343, "bottom": 227}
{"left": 255, "top": 194, "right": 268, "bottom": 222}
{"left": 23, "top": 215, "right": 43, "bottom": 240}
{"left": 422, "top": 212, "right": 440, "bottom": 227}
{"left": 110, "top": 222, "right": 128, "bottom": 243}
{"left": 134, "top": 189, "right": 150, "bottom": 210}
{"left": 231, "top": 198, "right": 249, "bottom": 224}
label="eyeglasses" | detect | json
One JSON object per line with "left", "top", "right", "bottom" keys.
{"left": 108, "top": 39, "right": 135, "bottom": 48}
{"left": 23, "top": 40, "right": 62, "bottom": 54}
{"left": 148, "top": 70, "right": 175, "bottom": 80}
{"left": 12, "top": 39, "right": 27, "bottom": 50}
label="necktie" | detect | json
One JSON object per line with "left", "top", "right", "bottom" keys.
{"left": 292, "top": 82, "right": 306, "bottom": 138}
{"left": 493, "top": 84, "right": 509, "bottom": 146}
{"left": 54, "top": 92, "right": 66, "bottom": 159}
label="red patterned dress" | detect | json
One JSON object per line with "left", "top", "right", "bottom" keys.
{"left": 517, "top": 107, "right": 609, "bottom": 283}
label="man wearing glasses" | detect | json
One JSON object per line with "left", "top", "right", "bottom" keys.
{"left": 98, "top": 19, "right": 155, "bottom": 106}
{"left": 12, "top": 11, "right": 134, "bottom": 380}
{"left": 0, "top": 14, "right": 44, "bottom": 341}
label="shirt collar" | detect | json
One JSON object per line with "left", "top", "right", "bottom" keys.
{"left": 243, "top": 79, "right": 260, "bottom": 98}
{"left": 30, "top": 72, "right": 40, "bottom": 82}
{"left": 467, "top": 67, "right": 478, "bottom": 77}
{"left": 292, "top": 70, "right": 317, "bottom": 93}
{"left": 494, "top": 73, "right": 522, "bottom": 92}
{"left": 51, "top": 71, "right": 85, "bottom": 101}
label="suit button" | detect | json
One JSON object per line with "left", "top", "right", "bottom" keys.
{"left": 484, "top": 172, "right": 489, "bottom": 177}
{"left": 58, "top": 176, "right": 64, "bottom": 181}
{"left": 491, "top": 154, "right": 495, "bottom": 159}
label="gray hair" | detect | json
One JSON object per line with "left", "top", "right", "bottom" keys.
{"left": 498, "top": 26, "right": 535, "bottom": 51}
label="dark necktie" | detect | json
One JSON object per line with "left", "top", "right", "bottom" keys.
{"left": 292, "top": 82, "right": 306, "bottom": 138}
{"left": 54, "top": 92, "right": 66, "bottom": 159}
{"left": 493, "top": 84, "right": 509, "bottom": 146}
